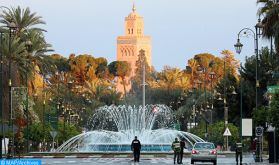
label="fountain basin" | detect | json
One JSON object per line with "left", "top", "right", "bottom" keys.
{"left": 85, "top": 144, "right": 172, "bottom": 152}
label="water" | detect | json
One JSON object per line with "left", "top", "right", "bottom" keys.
{"left": 88, "top": 144, "right": 172, "bottom": 152}
{"left": 56, "top": 104, "right": 204, "bottom": 152}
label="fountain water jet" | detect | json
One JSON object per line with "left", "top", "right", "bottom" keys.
{"left": 56, "top": 104, "right": 204, "bottom": 152}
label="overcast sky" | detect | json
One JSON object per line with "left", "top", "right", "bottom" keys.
{"left": 2, "top": 0, "right": 267, "bottom": 71}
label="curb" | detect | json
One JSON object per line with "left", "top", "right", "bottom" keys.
{"left": 16, "top": 152, "right": 253, "bottom": 159}
{"left": 19, "top": 154, "right": 232, "bottom": 159}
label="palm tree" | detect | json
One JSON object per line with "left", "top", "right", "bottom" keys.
{"left": 0, "top": 6, "right": 51, "bottom": 84}
{"left": 0, "top": 6, "right": 49, "bottom": 78}
{"left": 257, "top": 0, "right": 279, "bottom": 52}
{"left": 0, "top": 32, "right": 26, "bottom": 120}
{"left": 158, "top": 66, "right": 184, "bottom": 91}
{"left": 0, "top": 6, "right": 50, "bottom": 120}
{"left": 0, "top": 6, "right": 45, "bottom": 34}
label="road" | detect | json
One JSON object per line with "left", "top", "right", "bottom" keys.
{"left": 18, "top": 155, "right": 272, "bottom": 165}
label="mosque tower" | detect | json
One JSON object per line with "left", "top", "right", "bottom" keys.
{"left": 116, "top": 3, "right": 152, "bottom": 94}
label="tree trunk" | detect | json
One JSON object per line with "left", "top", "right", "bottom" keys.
{"left": 2, "top": 62, "right": 21, "bottom": 121}
{"left": 121, "top": 77, "right": 127, "bottom": 99}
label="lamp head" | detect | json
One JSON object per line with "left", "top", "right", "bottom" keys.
{"left": 8, "top": 22, "right": 17, "bottom": 29}
{"left": 25, "top": 40, "right": 32, "bottom": 51}
{"left": 256, "top": 18, "right": 263, "bottom": 30}
{"left": 231, "top": 88, "right": 237, "bottom": 95}
{"left": 234, "top": 39, "right": 243, "bottom": 54}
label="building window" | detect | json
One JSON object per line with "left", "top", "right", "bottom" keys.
{"left": 124, "top": 49, "right": 127, "bottom": 56}
{"left": 131, "top": 29, "right": 133, "bottom": 34}
{"left": 128, "top": 29, "right": 130, "bottom": 34}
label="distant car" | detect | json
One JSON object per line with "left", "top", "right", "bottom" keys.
{"left": 191, "top": 142, "right": 217, "bottom": 165}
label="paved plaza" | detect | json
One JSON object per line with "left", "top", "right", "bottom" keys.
{"left": 19, "top": 155, "right": 276, "bottom": 165}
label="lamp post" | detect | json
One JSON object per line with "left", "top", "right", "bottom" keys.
{"left": 25, "top": 40, "right": 32, "bottom": 153}
{"left": 0, "top": 7, "right": 12, "bottom": 158}
{"left": 55, "top": 71, "right": 63, "bottom": 131}
{"left": 223, "top": 58, "right": 229, "bottom": 151}
{"left": 234, "top": 22, "right": 263, "bottom": 162}
{"left": 63, "top": 108, "right": 67, "bottom": 131}
{"left": 196, "top": 80, "right": 202, "bottom": 128}
{"left": 209, "top": 71, "right": 216, "bottom": 124}
{"left": 239, "top": 63, "right": 243, "bottom": 144}
{"left": 0, "top": 28, "right": 4, "bottom": 159}
{"left": 139, "top": 49, "right": 146, "bottom": 131}
{"left": 7, "top": 21, "right": 17, "bottom": 159}
{"left": 42, "top": 84, "right": 46, "bottom": 151}
{"left": 216, "top": 56, "right": 237, "bottom": 151}
{"left": 192, "top": 98, "right": 196, "bottom": 128}
{"left": 197, "top": 66, "right": 207, "bottom": 106}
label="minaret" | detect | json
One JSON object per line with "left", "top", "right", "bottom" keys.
{"left": 116, "top": 4, "right": 152, "bottom": 94}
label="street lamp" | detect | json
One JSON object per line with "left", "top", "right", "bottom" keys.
{"left": 138, "top": 49, "right": 146, "bottom": 130}
{"left": 7, "top": 21, "right": 17, "bottom": 159}
{"left": 0, "top": 26, "right": 5, "bottom": 159}
{"left": 196, "top": 80, "right": 202, "bottom": 127}
{"left": 216, "top": 89, "right": 237, "bottom": 151}
{"left": 25, "top": 40, "right": 32, "bottom": 153}
{"left": 239, "top": 63, "right": 243, "bottom": 144}
{"left": 0, "top": 9, "right": 13, "bottom": 158}
{"left": 195, "top": 105, "right": 210, "bottom": 141}
{"left": 220, "top": 54, "right": 237, "bottom": 151}
{"left": 197, "top": 66, "right": 208, "bottom": 108}
{"left": 234, "top": 22, "right": 263, "bottom": 162}
{"left": 209, "top": 71, "right": 216, "bottom": 124}
{"left": 42, "top": 87, "right": 46, "bottom": 151}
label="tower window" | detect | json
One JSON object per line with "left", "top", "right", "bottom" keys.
{"left": 131, "top": 29, "right": 133, "bottom": 34}
{"left": 128, "top": 29, "right": 130, "bottom": 34}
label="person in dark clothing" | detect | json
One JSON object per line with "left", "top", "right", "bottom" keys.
{"left": 172, "top": 138, "right": 181, "bottom": 164}
{"left": 131, "top": 136, "right": 141, "bottom": 162}
{"left": 178, "top": 139, "right": 186, "bottom": 164}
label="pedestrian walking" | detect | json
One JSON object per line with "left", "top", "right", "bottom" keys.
{"left": 131, "top": 136, "right": 141, "bottom": 162}
{"left": 235, "top": 142, "right": 243, "bottom": 165}
{"left": 172, "top": 137, "right": 181, "bottom": 164}
{"left": 178, "top": 138, "right": 186, "bottom": 164}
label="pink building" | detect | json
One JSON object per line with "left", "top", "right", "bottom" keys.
{"left": 116, "top": 4, "right": 152, "bottom": 94}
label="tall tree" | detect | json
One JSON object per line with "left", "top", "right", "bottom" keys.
{"left": 155, "top": 66, "right": 190, "bottom": 92}
{"left": 241, "top": 47, "right": 279, "bottom": 118}
{"left": 257, "top": 0, "right": 279, "bottom": 52}
{"left": 0, "top": 6, "right": 49, "bottom": 121}
{"left": 186, "top": 53, "right": 224, "bottom": 89}
{"left": 68, "top": 55, "right": 107, "bottom": 84}
{"left": 108, "top": 61, "right": 131, "bottom": 98}
{"left": 221, "top": 50, "right": 240, "bottom": 79}
{"left": 269, "top": 93, "right": 279, "bottom": 130}
{"left": 133, "top": 50, "right": 153, "bottom": 92}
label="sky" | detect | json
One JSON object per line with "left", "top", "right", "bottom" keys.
{"left": 2, "top": 0, "right": 268, "bottom": 71}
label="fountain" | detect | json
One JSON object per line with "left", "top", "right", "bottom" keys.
{"left": 56, "top": 104, "right": 204, "bottom": 152}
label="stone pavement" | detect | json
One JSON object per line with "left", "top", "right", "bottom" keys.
{"left": 18, "top": 154, "right": 279, "bottom": 165}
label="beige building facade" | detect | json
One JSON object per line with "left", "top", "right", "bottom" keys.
{"left": 116, "top": 4, "right": 152, "bottom": 94}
